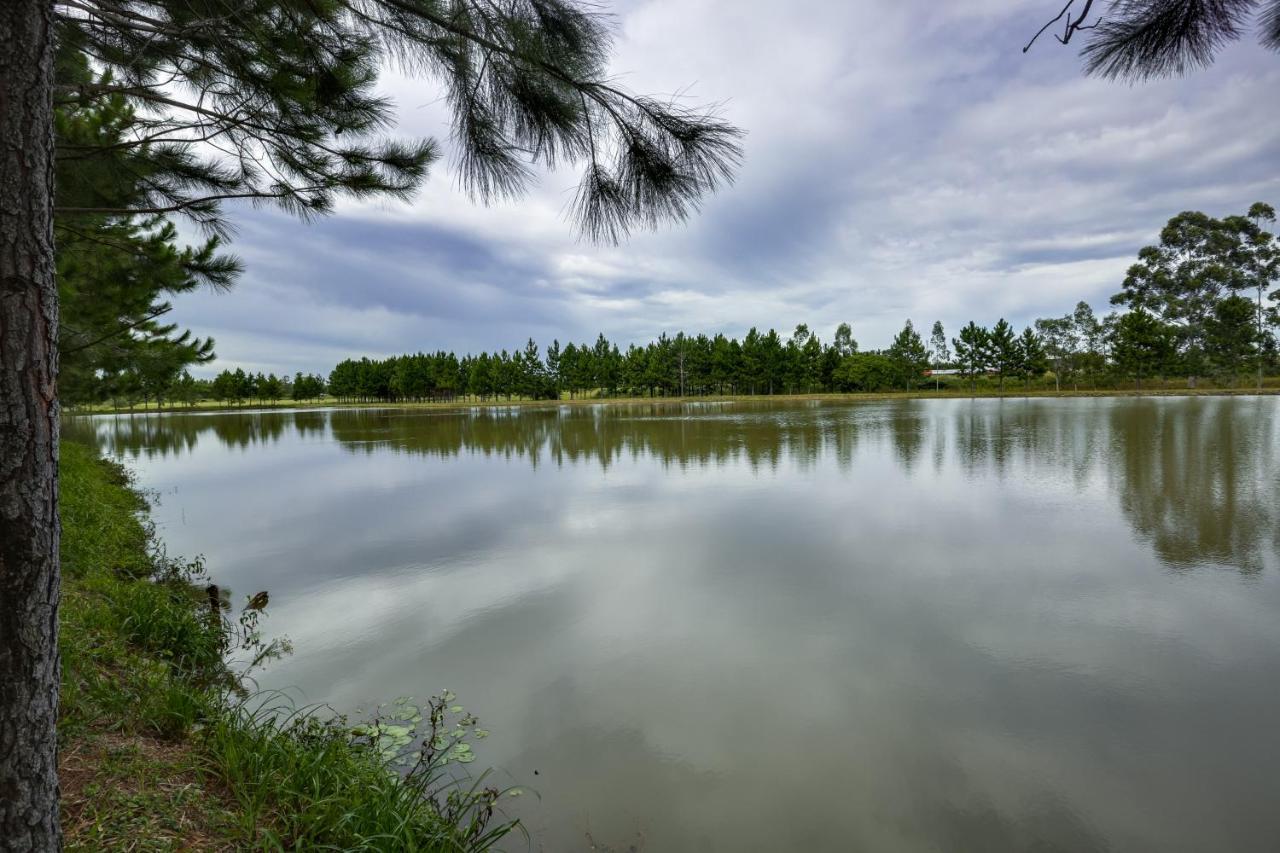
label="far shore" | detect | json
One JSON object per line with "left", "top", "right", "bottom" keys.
{"left": 66, "top": 383, "right": 1280, "bottom": 416}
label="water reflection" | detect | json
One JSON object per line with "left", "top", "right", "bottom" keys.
{"left": 67, "top": 397, "right": 1280, "bottom": 575}
{"left": 63, "top": 397, "right": 1280, "bottom": 851}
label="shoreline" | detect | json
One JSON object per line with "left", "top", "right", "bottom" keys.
{"left": 66, "top": 384, "right": 1280, "bottom": 416}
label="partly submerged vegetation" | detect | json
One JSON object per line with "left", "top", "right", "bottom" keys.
{"left": 58, "top": 441, "right": 518, "bottom": 850}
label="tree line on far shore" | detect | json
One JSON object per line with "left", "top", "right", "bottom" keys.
{"left": 92, "top": 369, "right": 329, "bottom": 409}
{"left": 319, "top": 318, "right": 1047, "bottom": 403}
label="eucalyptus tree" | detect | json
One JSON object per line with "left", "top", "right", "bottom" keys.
{"left": 788, "top": 324, "right": 822, "bottom": 392}
{"left": 1034, "top": 315, "right": 1077, "bottom": 391}
{"left": 833, "top": 322, "right": 858, "bottom": 357}
{"left": 928, "top": 321, "right": 949, "bottom": 390}
{"left": 1072, "top": 301, "right": 1107, "bottom": 386}
{"left": 1024, "top": 0, "right": 1280, "bottom": 80}
{"left": 1238, "top": 203, "right": 1278, "bottom": 388}
{"left": 1112, "top": 205, "right": 1273, "bottom": 386}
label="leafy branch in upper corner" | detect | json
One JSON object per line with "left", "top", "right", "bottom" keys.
{"left": 1024, "top": 0, "right": 1280, "bottom": 80}
{"left": 53, "top": 0, "right": 743, "bottom": 242}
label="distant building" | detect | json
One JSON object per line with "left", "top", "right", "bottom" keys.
{"left": 923, "top": 369, "right": 962, "bottom": 376}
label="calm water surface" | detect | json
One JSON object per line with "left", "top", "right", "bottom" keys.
{"left": 69, "top": 396, "right": 1280, "bottom": 851}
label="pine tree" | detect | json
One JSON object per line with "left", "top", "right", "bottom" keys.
{"left": 55, "top": 49, "right": 236, "bottom": 405}
{"left": 1112, "top": 310, "right": 1176, "bottom": 390}
{"left": 545, "top": 340, "right": 562, "bottom": 399}
{"left": 1204, "top": 295, "right": 1262, "bottom": 384}
{"left": 952, "top": 322, "right": 991, "bottom": 391}
{"left": 888, "top": 320, "right": 928, "bottom": 391}
{"left": 1016, "top": 327, "right": 1048, "bottom": 388}
{"left": 988, "top": 319, "right": 1018, "bottom": 392}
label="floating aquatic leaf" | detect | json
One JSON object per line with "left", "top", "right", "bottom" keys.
{"left": 395, "top": 751, "right": 422, "bottom": 766}
{"left": 377, "top": 724, "right": 412, "bottom": 739}
{"left": 474, "top": 729, "right": 490, "bottom": 739}
{"left": 449, "top": 705, "right": 464, "bottom": 714}
{"left": 448, "top": 745, "right": 476, "bottom": 763}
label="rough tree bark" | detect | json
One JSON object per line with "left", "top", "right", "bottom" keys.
{"left": 0, "top": 0, "right": 61, "bottom": 850}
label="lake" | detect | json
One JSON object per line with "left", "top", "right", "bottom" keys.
{"left": 67, "top": 395, "right": 1280, "bottom": 852}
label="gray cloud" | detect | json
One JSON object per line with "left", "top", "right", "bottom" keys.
{"left": 170, "top": 0, "right": 1280, "bottom": 376}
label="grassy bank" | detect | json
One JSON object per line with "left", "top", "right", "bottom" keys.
{"left": 58, "top": 442, "right": 515, "bottom": 851}
{"left": 65, "top": 379, "right": 1280, "bottom": 417}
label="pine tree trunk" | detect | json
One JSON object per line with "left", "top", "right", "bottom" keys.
{"left": 0, "top": 1, "right": 61, "bottom": 849}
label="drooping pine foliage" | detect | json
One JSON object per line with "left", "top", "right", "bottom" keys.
{"left": 52, "top": 0, "right": 743, "bottom": 241}
{"left": 1026, "top": 0, "right": 1280, "bottom": 80}
{"left": 55, "top": 48, "right": 240, "bottom": 404}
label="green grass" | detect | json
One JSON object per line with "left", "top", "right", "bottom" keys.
{"left": 58, "top": 442, "right": 518, "bottom": 851}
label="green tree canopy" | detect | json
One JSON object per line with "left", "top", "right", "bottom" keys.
{"left": 988, "top": 319, "right": 1019, "bottom": 391}
{"left": 952, "top": 321, "right": 991, "bottom": 389}
{"left": 1111, "top": 309, "right": 1177, "bottom": 388}
{"left": 887, "top": 320, "right": 928, "bottom": 391}
{"left": 1111, "top": 204, "right": 1277, "bottom": 383}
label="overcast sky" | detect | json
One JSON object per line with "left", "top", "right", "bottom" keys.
{"left": 177, "top": 0, "right": 1280, "bottom": 377}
